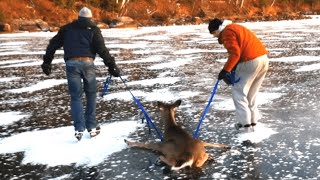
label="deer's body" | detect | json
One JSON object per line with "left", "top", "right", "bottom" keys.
{"left": 124, "top": 100, "right": 229, "bottom": 170}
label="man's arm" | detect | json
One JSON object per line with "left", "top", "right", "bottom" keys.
{"left": 91, "top": 28, "right": 116, "bottom": 66}
{"left": 221, "top": 29, "right": 240, "bottom": 72}
{"left": 43, "top": 29, "right": 64, "bottom": 64}
{"left": 92, "top": 27, "right": 120, "bottom": 77}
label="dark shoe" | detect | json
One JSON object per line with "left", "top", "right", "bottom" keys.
{"left": 235, "top": 123, "right": 253, "bottom": 133}
{"left": 75, "top": 131, "right": 83, "bottom": 141}
{"left": 241, "top": 140, "right": 255, "bottom": 147}
{"left": 88, "top": 127, "right": 101, "bottom": 138}
{"left": 251, "top": 123, "right": 257, "bottom": 132}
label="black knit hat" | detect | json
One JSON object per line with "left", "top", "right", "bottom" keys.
{"left": 208, "top": 18, "right": 223, "bottom": 34}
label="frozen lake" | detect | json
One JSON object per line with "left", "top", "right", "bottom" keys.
{"left": 0, "top": 16, "right": 320, "bottom": 179}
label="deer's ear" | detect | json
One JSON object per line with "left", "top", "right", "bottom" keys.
{"left": 157, "top": 101, "right": 163, "bottom": 108}
{"left": 158, "top": 101, "right": 165, "bottom": 111}
{"left": 174, "top": 99, "right": 182, "bottom": 107}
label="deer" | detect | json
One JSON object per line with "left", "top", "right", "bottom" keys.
{"left": 124, "top": 99, "right": 230, "bottom": 171}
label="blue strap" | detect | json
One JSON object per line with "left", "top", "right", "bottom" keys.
{"left": 119, "top": 76, "right": 164, "bottom": 141}
{"left": 193, "top": 80, "right": 220, "bottom": 138}
{"left": 226, "top": 70, "right": 240, "bottom": 86}
{"left": 102, "top": 74, "right": 112, "bottom": 97}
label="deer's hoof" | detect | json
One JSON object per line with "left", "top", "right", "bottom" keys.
{"left": 162, "top": 166, "right": 171, "bottom": 174}
{"left": 207, "top": 156, "right": 215, "bottom": 163}
{"left": 155, "top": 157, "right": 165, "bottom": 166}
{"left": 124, "top": 139, "right": 133, "bottom": 147}
{"left": 224, "top": 145, "right": 231, "bottom": 150}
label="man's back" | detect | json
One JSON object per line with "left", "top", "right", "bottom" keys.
{"left": 220, "top": 23, "right": 268, "bottom": 71}
{"left": 62, "top": 18, "right": 97, "bottom": 60}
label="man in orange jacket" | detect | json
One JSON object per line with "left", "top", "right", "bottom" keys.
{"left": 208, "top": 18, "right": 269, "bottom": 133}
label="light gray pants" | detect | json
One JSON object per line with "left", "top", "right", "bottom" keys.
{"left": 232, "top": 54, "right": 269, "bottom": 126}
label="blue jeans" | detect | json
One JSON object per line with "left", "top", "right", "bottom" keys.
{"left": 66, "top": 60, "right": 97, "bottom": 132}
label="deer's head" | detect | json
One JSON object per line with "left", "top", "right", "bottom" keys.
{"left": 157, "top": 100, "right": 182, "bottom": 126}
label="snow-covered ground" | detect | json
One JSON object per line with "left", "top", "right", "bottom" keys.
{"left": 0, "top": 16, "right": 320, "bottom": 179}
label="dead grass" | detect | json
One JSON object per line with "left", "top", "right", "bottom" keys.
{"left": 0, "top": 1, "right": 31, "bottom": 21}
{"left": 262, "top": 6, "right": 278, "bottom": 16}
{"left": 0, "top": 0, "right": 79, "bottom": 26}
{"left": 33, "top": 0, "right": 78, "bottom": 26}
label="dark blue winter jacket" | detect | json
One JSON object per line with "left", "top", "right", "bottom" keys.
{"left": 43, "top": 17, "right": 116, "bottom": 67}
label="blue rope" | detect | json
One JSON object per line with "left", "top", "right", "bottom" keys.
{"left": 193, "top": 80, "right": 220, "bottom": 138}
{"left": 119, "top": 76, "right": 164, "bottom": 141}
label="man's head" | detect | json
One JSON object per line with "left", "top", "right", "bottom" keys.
{"left": 208, "top": 18, "right": 223, "bottom": 37}
{"left": 79, "top": 7, "right": 92, "bottom": 19}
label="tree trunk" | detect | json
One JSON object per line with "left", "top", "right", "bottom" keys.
{"left": 240, "top": 0, "right": 244, "bottom": 8}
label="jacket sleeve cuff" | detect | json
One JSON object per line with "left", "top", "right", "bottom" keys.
{"left": 43, "top": 55, "right": 53, "bottom": 64}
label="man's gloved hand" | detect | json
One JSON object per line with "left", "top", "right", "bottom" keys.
{"left": 41, "top": 63, "right": 52, "bottom": 76}
{"left": 108, "top": 65, "right": 120, "bottom": 77}
{"left": 223, "top": 76, "right": 232, "bottom": 85}
{"left": 218, "top": 69, "right": 228, "bottom": 80}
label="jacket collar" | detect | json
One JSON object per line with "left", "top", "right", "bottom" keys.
{"left": 73, "top": 17, "right": 96, "bottom": 28}
{"left": 217, "top": 20, "right": 232, "bottom": 44}
{"left": 218, "top": 20, "right": 232, "bottom": 32}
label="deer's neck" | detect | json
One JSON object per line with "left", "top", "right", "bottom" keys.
{"left": 163, "top": 110, "right": 177, "bottom": 130}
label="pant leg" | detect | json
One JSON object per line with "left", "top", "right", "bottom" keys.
{"left": 231, "top": 70, "right": 251, "bottom": 126}
{"left": 247, "top": 56, "right": 269, "bottom": 124}
{"left": 66, "top": 60, "right": 85, "bottom": 132}
{"left": 232, "top": 57, "right": 264, "bottom": 126}
{"left": 82, "top": 60, "right": 97, "bottom": 131}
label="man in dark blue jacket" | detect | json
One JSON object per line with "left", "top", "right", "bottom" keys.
{"left": 41, "top": 7, "right": 120, "bottom": 141}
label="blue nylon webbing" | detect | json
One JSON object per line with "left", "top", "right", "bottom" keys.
{"left": 102, "top": 74, "right": 112, "bottom": 97}
{"left": 228, "top": 70, "right": 240, "bottom": 86}
{"left": 119, "top": 76, "right": 164, "bottom": 141}
{"left": 193, "top": 80, "right": 220, "bottom": 138}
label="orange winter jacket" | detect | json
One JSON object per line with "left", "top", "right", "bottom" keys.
{"left": 218, "top": 23, "right": 268, "bottom": 72}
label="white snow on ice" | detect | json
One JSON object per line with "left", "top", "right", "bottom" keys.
{"left": 0, "top": 112, "right": 30, "bottom": 126}
{"left": 236, "top": 123, "right": 278, "bottom": 143}
{"left": 214, "top": 92, "right": 284, "bottom": 111}
{"left": 103, "top": 88, "right": 200, "bottom": 102}
{"left": 0, "top": 120, "right": 142, "bottom": 167}
{"left": 0, "top": 77, "right": 22, "bottom": 82}
{"left": 7, "top": 79, "right": 67, "bottom": 93}
{"left": 294, "top": 63, "right": 320, "bottom": 72}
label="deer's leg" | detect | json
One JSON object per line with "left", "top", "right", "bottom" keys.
{"left": 195, "top": 152, "right": 208, "bottom": 167}
{"left": 124, "top": 139, "right": 162, "bottom": 151}
{"left": 202, "top": 142, "right": 230, "bottom": 149}
{"left": 159, "top": 155, "right": 176, "bottom": 167}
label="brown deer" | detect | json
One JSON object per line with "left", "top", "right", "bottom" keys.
{"left": 124, "top": 99, "right": 230, "bottom": 171}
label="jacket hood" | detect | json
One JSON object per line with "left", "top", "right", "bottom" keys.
{"left": 218, "top": 20, "right": 232, "bottom": 32}
{"left": 73, "top": 17, "right": 96, "bottom": 28}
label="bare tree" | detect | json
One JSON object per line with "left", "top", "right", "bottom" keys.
{"left": 116, "top": 0, "right": 130, "bottom": 16}
{"left": 240, "top": 0, "right": 244, "bottom": 8}
{"left": 116, "top": 0, "right": 130, "bottom": 10}
{"left": 231, "top": 0, "right": 244, "bottom": 9}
